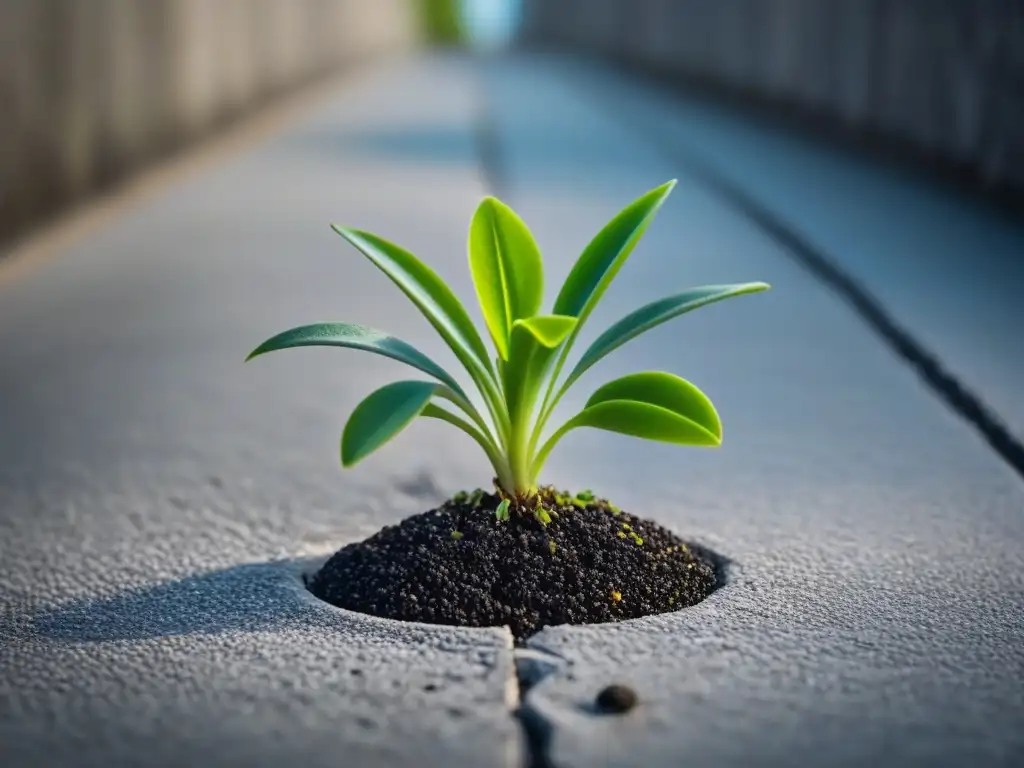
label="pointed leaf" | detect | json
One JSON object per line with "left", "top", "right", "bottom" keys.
{"left": 246, "top": 322, "right": 466, "bottom": 397}
{"left": 469, "top": 197, "right": 544, "bottom": 359}
{"left": 504, "top": 315, "right": 577, "bottom": 418}
{"left": 585, "top": 371, "right": 721, "bottom": 442}
{"left": 564, "top": 283, "right": 770, "bottom": 390}
{"left": 552, "top": 180, "right": 676, "bottom": 322}
{"left": 341, "top": 380, "right": 437, "bottom": 466}
{"left": 331, "top": 226, "right": 493, "bottom": 380}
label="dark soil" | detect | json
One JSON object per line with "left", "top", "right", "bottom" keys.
{"left": 308, "top": 487, "right": 719, "bottom": 642}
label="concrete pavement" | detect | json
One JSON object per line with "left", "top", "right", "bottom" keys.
{"left": 1, "top": 52, "right": 1022, "bottom": 767}
{"left": 484, "top": 55, "right": 1024, "bottom": 767}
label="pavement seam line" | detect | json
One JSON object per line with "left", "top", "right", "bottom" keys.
{"left": 512, "top": 648, "right": 565, "bottom": 768}
{"left": 571, "top": 62, "right": 1024, "bottom": 485}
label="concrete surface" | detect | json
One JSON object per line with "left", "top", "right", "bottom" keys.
{"left": 545, "top": 58, "right": 1024, "bottom": 447}
{"left": 0, "top": 56, "right": 519, "bottom": 768}
{"left": 483, "top": 56, "right": 1024, "bottom": 768}
{"left": 2, "top": 51, "right": 1024, "bottom": 768}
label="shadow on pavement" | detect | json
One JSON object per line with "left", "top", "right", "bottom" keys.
{"left": 34, "top": 558, "right": 323, "bottom": 642}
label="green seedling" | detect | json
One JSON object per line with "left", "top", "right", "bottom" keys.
{"left": 495, "top": 498, "right": 510, "bottom": 522}
{"left": 247, "top": 181, "right": 768, "bottom": 500}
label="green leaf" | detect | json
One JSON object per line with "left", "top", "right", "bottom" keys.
{"left": 341, "top": 380, "right": 437, "bottom": 466}
{"left": 533, "top": 181, "right": 678, "bottom": 450}
{"left": 514, "top": 315, "right": 577, "bottom": 349}
{"left": 532, "top": 372, "right": 720, "bottom": 476}
{"left": 563, "top": 283, "right": 770, "bottom": 390}
{"left": 495, "top": 498, "right": 510, "bottom": 521}
{"left": 585, "top": 371, "right": 721, "bottom": 440}
{"left": 469, "top": 197, "right": 544, "bottom": 360}
{"left": 246, "top": 322, "right": 466, "bottom": 397}
{"left": 552, "top": 180, "right": 676, "bottom": 321}
{"left": 331, "top": 226, "right": 494, "bottom": 380}
{"left": 504, "top": 315, "right": 577, "bottom": 418}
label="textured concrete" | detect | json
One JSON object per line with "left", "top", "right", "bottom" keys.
{"left": 483, "top": 56, "right": 1024, "bottom": 767}
{"left": 2, "top": 51, "right": 1024, "bottom": 768}
{"left": 0, "top": 57, "right": 518, "bottom": 768}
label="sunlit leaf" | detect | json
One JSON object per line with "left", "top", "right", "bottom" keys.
{"left": 552, "top": 180, "right": 676, "bottom": 323}
{"left": 246, "top": 322, "right": 466, "bottom": 397}
{"left": 564, "top": 283, "right": 770, "bottom": 389}
{"left": 469, "top": 197, "right": 544, "bottom": 360}
{"left": 341, "top": 380, "right": 437, "bottom": 466}
{"left": 331, "top": 226, "right": 494, "bottom": 381}
{"left": 503, "top": 315, "right": 577, "bottom": 421}
{"left": 532, "top": 372, "right": 720, "bottom": 476}
{"left": 585, "top": 371, "right": 721, "bottom": 441}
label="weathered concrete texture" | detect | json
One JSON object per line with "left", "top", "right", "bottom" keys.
{"left": 541, "top": 57, "right": 1024, "bottom": 450}
{"left": 0, "top": 56, "right": 519, "bottom": 768}
{"left": 3, "top": 49, "right": 1024, "bottom": 768}
{"left": 482, "top": 57, "right": 1024, "bottom": 767}
{"left": 0, "top": 0, "right": 418, "bottom": 242}
{"left": 519, "top": 0, "right": 1024, "bottom": 192}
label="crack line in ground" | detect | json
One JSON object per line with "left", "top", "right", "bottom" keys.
{"left": 574, "top": 62, "right": 1024, "bottom": 484}
{"left": 511, "top": 647, "right": 565, "bottom": 768}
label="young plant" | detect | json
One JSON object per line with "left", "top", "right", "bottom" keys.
{"left": 247, "top": 181, "right": 769, "bottom": 504}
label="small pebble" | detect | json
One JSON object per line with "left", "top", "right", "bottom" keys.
{"left": 595, "top": 684, "right": 639, "bottom": 714}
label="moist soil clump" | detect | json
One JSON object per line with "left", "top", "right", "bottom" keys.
{"left": 309, "top": 487, "right": 718, "bottom": 642}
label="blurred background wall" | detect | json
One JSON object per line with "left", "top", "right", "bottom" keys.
{"left": 5, "top": 0, "right": 1023, "bottom": 246}
{"left": 520, "top": 0, "right": 1024, "bottom": 201}
{"left": 0, "top": 0, "right": 419, "bottom": 244}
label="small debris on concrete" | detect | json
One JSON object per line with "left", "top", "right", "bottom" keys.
{"left": 595, "top": 684, "right": 639, "bottom": 714}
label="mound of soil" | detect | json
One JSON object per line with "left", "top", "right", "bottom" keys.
{"left": 308, "top": 488, "right": 718, "bottom": 642}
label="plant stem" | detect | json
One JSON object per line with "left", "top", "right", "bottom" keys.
{"left": 422, "top": 404, "right": 514, "bottom": 491}
{"left": 530, "top": 418, "right": 572, "bottom": 480}
{"left": 506, "top": 411, "right": 534, "bottom": 496}
{"left": 475, "top": 368, "right": 512, "bottom": 449}
{"left": 436, "top": 387, "right": 499, "bottom": 447}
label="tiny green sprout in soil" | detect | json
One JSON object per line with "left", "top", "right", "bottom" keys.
{"left": 246, "top": 180, "right": 769, "bottom": 500}
{"left": 246, "top": 181, "right": 765, "bottom": 636}
{"left": 308, "top": 487, "right": 719, "bottom": 641}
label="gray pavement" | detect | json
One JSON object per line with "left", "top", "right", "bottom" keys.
{"left": 553, "top": 57, "right": 1024, "bottom": 445}
{"left": 2, "top": 52, "right": 1023, "bottom": 768}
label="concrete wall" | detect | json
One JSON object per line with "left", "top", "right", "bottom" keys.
{"left": 520, "top": 0, "right": 1024, "bottom": 193}
{"left": 0, "top": 0, "right": 418, "bottom": 242}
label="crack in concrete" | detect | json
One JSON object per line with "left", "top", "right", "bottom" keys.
{"left": 511, "top": 647, "right": 567, "bottom": 768}
{"left": 568, "top": 63, "right": 1024, "bottom": 486}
